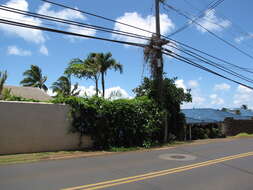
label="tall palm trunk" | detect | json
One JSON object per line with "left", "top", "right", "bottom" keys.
{"left": 101, "top": 72, "right": 105, "bottom": 98}
{"left": 95, "top": 75, "right": 99, "bottom": 96}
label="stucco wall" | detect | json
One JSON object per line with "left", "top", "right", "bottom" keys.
{"left": 0, "top": 101, "right": 92, "bottom": 155}
{"left": 223, "top": 117, "right": 253, "bottom": 136}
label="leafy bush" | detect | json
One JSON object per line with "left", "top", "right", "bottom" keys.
{"left": 190, "top": 124, "right": 225, "bottom": 140}
{"left": 52, "top": 96, "right": 164, "bottom": 149}
{"left": 133, "top": 77, "right": 192, "bottom": 141}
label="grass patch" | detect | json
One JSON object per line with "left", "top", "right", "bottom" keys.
{"left": 0, "top": 139, "right": 225, "bottom": 166}
{"left": 108, "top": 147, "right": 140, "bottom": 152}
{"left": 0, "top": 151, "right": 89, "bottom": 165}
{"left": 234, "top": 133, "right": 253, "bottom": 138}
{"left": 108, "top": 141, "right": 190, "bottom": 152}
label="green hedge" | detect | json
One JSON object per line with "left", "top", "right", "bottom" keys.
{"left": 189, "top": 124, "right": 225, "bottom": 140}
{"left": 52, "top": 96, "right": 164, "bottom": 149}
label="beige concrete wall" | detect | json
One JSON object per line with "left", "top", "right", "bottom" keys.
{"left": 0, "top": 101, "right": 92, "bottom": 155}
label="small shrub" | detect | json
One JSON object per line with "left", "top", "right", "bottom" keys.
{"left": 190, "top": 124, "right": 225, "bottom": 140}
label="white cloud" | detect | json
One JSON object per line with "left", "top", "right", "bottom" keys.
{"left": 65, "top": 85, "right": 132, "bottom": 100}
{"left": 38, "top": 3, "right": 85, "bottom": 20}
{"left": 77, "top": 85, "right": 97, "bottom": 97}
{"left": 38, "top": 3, "right": 96, "bottom": 41}
{"left": 182, "top": 93, "right": 206, "bottom": 109}
{"left": 188, "top": 80, "right": 198, "bottom": 88}
{"left": 177, "top": 79, "right": 207, "bottom": 108}
{"left": 233, "top": 85, "right": 253, "bottom": 108}
{"left": 235, "top": 33, "right": 253, "bottom": 44}
{"left": 182, "top": 79, "right": 207, "bottom": 108}
{"left": 209, "top": 94, "right": 224, "bottom": 105}
{"left": 112, "top": 12, "right": 175, "bottom": 44}
{"left": 39, "top": 45, "right": 48, "bottom": 56}
{"left": 175, "top": 79, "right": 187, "bottom": 92}
{"left": 0, "top": 0, "right": 45, "bottom": 44}
{"left": 47, "top": 89, "right": 56, "bottom": 97}
{"left": 67, "top": 25, "right": 96, "bottom": 40}
{"left": 182, "top": 96, "right": 206, "bottom": 109}
{"left": 7, "top": 45, "right": 31, "bottom": 56}
{"left": 196, "top": 9, "right": 231, "bottom": 33}
{"left": 237, "top": 85, "right": 252, "bottom": 93}
{"left": 105, "top": 86, "right": 132, "bottom": 100}
{"left": 214, "top": 83, "right": 231, "bottom": 91}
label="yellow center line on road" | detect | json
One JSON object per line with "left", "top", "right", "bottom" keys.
{"left": 62, "top": 151, "right": 253, "bottom": 190}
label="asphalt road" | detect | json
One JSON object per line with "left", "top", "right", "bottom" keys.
{"left": 1, "top": 138, "right": 253, "bottom": 190}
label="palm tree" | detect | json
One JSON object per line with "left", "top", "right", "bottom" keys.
{"left": 51, "top": 75, "right": 80, "bottom": 97}
{"left": 65, "top": 53, "right": 100, "bottom": 96}
{"left": 20, "top": 65, "right": 48, "bottom": 91}
{"left": 95, "top": 52, "right": 123, "bottom": 97}
{"left": 241, "top": 104, "right": 248, "bottom": 110}
{"left": 0, "top": 70, "right": 8, "bottom": 97}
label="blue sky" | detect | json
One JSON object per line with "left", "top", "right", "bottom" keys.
{"left": 1, "top": 0, "right": 253, "bottom": 108}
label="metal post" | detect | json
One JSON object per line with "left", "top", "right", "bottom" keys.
{"left": 189, "top": 125, "right": 192, "bottom": 141}
{"left": 184, "top": 125, "right": 187, "bottom": 141}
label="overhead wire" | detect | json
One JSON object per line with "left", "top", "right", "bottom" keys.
{"left": 41, "top": 0, "right": 157, "bottom": 37}
{"left": 0, "top": 18, "right": 147, "bottom": 48}
{"left": 162, "top": 50, "right": 253, "bottom": 90}
{"left": 0, "top": 5, "right": 151, "bottom": 42}
{"left": 169, "top": 40, "right": 253, "bottom": 74}
{"left": 182, "top": 0, "right": 253, "bottom": 50}
{"left": 162, "top": 2, "right": 253, "bottom": 61}
{"left": 2, "top": 1, "right": 253, "bottom": 90}
{"left": 40, "top": 0, "right": 253, "bottom": 74}
{"left": 164, "top": 45, "right": 253, "bottom": 83}
{"left": 167, "top": 0, "right": 224, "bottom": 37}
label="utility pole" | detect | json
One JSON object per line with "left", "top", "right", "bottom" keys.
{"left": 154, "top": 0, "right": 163, "bottom": 104}
{"left": 154, "top": 0, "right": 168, "bottom": 143}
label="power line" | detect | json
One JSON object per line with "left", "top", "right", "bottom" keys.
{"left": 0, "top": 5, "right": 150, "bottom": 42}
{"left": 162, "top": 2, "right": 253, "bottom": 61}
{"left": 41, "top": 0, "right": 158, "bottom": 37}
{"left": 164, "top": 45, "right": 253, "bottom": 83}
{"left": 40, "top": 0, "right": 253, "bottom": 74}
{"left": 169, "top": 40, "right": 253, "bottom": 74}
{"left": 200, "top": 0, "right": 252, "bottom": 39}
{"left": 4, "top": 0, "right": 253, "bottom": 88}
{"left": 168, "top": 0, "right": 224, "bottom": 37}
{"left": 2, "top": 17, "right": 253, "bottom": 90}
{"left": 0, "top": 18, "right": 146, "bottom": 48}
{"left": 162, "top": 50, "right": 253, "bottom": 90}
{"left": 182, "top": 0, "right": 253, "bottom": 50}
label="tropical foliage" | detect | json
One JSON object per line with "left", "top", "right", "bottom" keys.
{"left": 20, "top": 65, "right": 48, "bottom": 91}
{"left": 0, "top": 70, "right": 8, "bottom": 97}
{"left": 94, "top": 52, "right": 123, "bottom": 97}
{"left": 241, "top": 104, "right": 248, "bottom": 110}
{"left": 65, "top": 52, "right": 123, "bottom": 98}
{"left": 51, "top": 75, "right": 80, "bottom": 97}
{"left": 133, "top": 77, "right": 192, "bottom": 140}
{"left": 65, "top": 53, "right": 100, "bottom": 96}
{"left": 52, "top": 96, "right": 164, "bottom": 149}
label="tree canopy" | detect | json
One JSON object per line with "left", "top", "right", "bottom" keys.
{"left": 133, "top": 77, "right": 192, "bottom": 140}
{"left": 51, "top": 75, "right": 80, "bottom": 98}
{"left": 0, "top": 70, "right": 8, "bottom": 97}
{"left": 20, "top": 65, "right": 48, "bottom": 91}
{"left": 65, "top": 52, "right": 122, "bottom": 98}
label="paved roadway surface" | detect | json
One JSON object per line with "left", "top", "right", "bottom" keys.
{"left": 1, "top": 138, "right": 253, "bottom": 190}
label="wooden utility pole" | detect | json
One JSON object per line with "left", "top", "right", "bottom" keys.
{"left": 154, "top": 0, "right": 168, "bottom": 143}
{"left": 154, "top": 0, "right": 163, "bottom": 105}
